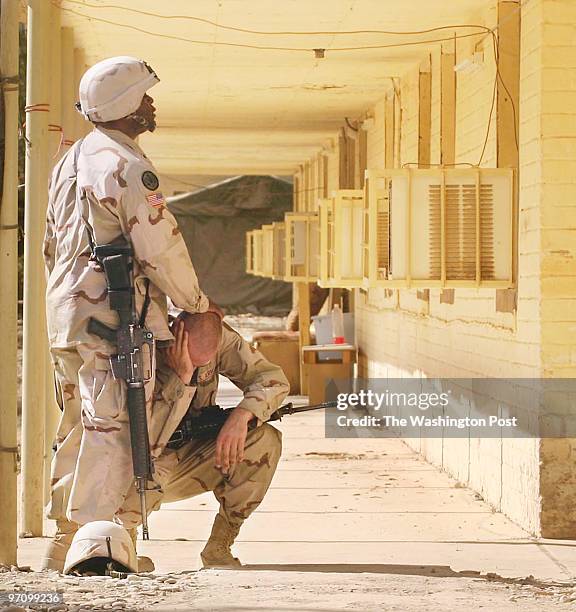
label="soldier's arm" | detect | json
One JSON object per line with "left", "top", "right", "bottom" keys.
{"left": 148, "top": 352, "right": 195, "bottom": 458}
{"left": 118, "top": 166, "right": 209, "bottom": 314}
{"left": 218, "top": 324, "right": 290, "bottom": 422}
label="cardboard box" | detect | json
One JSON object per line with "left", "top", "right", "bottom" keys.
{"left": 303, "top": 361, "right": 354, "bottom": 405}
{"left": 253, "top": 336, "right": 300, "bottom": 395}
{"left": 302, "top": 344, "right": 356, "bottom": 404}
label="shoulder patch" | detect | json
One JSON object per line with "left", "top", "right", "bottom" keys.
{"left": 141, "top": 171, "right": 159, "bottom": 191}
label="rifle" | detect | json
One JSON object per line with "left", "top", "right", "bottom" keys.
{"left": 167, "top": 401, "right": 338, "bottom": 449}
{"left": 86, "top": 241, "right": 156, "bottom": 540}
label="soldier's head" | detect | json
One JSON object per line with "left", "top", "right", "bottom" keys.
{"left": 177, "top": 312, "right": 223, "bottom": 367}
{"left": 76, "top": 56, "right": 160, "bottom": 138}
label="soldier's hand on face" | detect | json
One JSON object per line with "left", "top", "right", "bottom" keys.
{"left": 163, "top": 320, "right": 194, "bottom": 384}
{"left": 215, "top": 407, "right": 253, "bottom": 475}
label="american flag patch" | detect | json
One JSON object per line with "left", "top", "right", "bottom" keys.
{"left": 146, "top": 192, "right": 165, "bottom": 208}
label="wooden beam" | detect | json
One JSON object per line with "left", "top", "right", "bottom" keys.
{"left": 418, "top": 58, "right": 432, "bottom": 168}
{"left": 73, "top": 46, "right": 88, "bottom": 138}
{"left": 496, "top": 288, "right": 517, "bottom": 313}
{"left": 303, "top": 161, "right": 311, "bottom": 211}
{"left": 314, "top": 153, "right": 321, "bottom": 208}
{"left": 440, "top": 50, "right": 456, "bottom": 166}
{"left": 347, "top": 133, "right": 356, "bottom": 189}
{"left": 496, "top": 0, "right": 520, "bottom": 306}
{"left": 385, "top": 93, "right": 395, "bottom": 169}
{"left": 497, "top": 1, "right": 520, "bottom": 170}
{"left": 60, "top": 27, "right": 75, "bottom": 148}
{"left": 357, "top": 129, "right": 367, "bottom": 188}
{"left": 293, "top": 173, "right": 300, "bottom": 212}
{"left": 22, "top": 0, "right": 50, "bottom": 537}
{"left": 338, "top": 129, "right": 349, "bottom": 189}
{"left": 309, "top": 156, "right": 317, "bottom": 211}
{"left": 321, "top": 153, "right": 328, "bottom": 197}
{"left": 440, "top": 289, "right": 455, "bottom": 305}
{"left": 0, "top": 0, "right": 20, "bottom": 565}
{"left": 297, "top": 282, "right": 312, "bottom": 395}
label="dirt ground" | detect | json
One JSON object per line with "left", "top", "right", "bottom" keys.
{"left": 1, "top": 565, "right": 576, "bottom": 611}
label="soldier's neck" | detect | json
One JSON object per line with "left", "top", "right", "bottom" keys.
{"left": 95, "top": 120, "right": 143, "bottom": 141}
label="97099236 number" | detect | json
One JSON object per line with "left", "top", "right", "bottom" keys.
{"left": 0, "top": 591, "right": 63, "bottom": 605}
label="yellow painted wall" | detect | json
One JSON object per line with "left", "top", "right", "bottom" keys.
{"left": 356, "top": 0, "right": 544, "bottom": 532}
{"left": 291, "top": 0, "right": 576, "bottom": 535}
{"left": 352, "top": 0, "right": 576, "bottom": 536}
{"left": 523, "top": 0, "right": 576, "bottom": 537}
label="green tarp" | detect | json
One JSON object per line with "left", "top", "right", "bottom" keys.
{"left": 167, "top": 175, "right": 293, "bottom": 315}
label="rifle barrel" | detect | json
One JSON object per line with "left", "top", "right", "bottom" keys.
{"left": 275, "top": 401, "right": 338, "bottom": 418}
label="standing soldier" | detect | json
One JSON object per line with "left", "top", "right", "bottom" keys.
{"left": 42, "top": 57, "right": 217, "bottom": 570}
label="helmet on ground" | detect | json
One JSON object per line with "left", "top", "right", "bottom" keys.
{"left": 77, "top": 56, "right": 159, "bottom": 122}
{"left": 63, "top": 520, "right": 138, "bottom": 575}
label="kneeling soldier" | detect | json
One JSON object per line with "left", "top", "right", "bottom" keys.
{"left": 44, "top": 313, "right": 288, "bottom": 570}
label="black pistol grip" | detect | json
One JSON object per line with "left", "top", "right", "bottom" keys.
{"left": 87, "top": 317, "right": 117, "bottom": 344}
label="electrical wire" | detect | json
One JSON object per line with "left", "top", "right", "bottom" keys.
{"left": 345, "top": 117, "right": 358, "bottom": 132}
{"left": 476, "top": 55, "right": 498, "bottom": 167}
{"left": 56, "top": 0, "right": 499, "bottom": 38}
{"left": 54, "top": 0, "right": 523, "bottom": 168}
{"left": 53, "top": 1, "right": 495, "bottom": 54}
{"left": 401, "top": 162, "right": 476, "bottom": 168}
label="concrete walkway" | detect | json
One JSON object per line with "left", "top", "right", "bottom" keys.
{"left": 17, "top": 378, "right": 576, "bottom": 581}
{"left": 9, "top": 379, "right": 576, "bottom": 610}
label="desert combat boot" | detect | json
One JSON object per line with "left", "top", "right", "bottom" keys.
{"left": 200, "top": 514, "right": 242, "bottom": 569}
{"left": 128, "top": 528, "right": 155, "bottom": 573}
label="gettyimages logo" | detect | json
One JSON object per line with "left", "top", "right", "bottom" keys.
{"left": 325, "top": 378, "right": 576, "bottom": 439}
{"left": 335, "top": 389, "right": 451, "bottom": 411}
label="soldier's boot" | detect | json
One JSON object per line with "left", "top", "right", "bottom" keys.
{"left": 41, "top": 529, "right": 76, "bottom": 572}
{"left": 128, "top": 528, "right": 155, "bottom": 573}
{"left": 200, "top": 514, "right": 242, "bottom": 569}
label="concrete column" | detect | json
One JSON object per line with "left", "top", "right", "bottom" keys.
{"left": 0, "top": 0, "right": 21, "bottom": 566}
{"left": 21, "top": 0, "right": 50, "bottom": 537}
{"left": 44, "top": 2, "right": 63, "bottom": 505}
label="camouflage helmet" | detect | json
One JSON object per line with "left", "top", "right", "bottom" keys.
{"left": 63, "top": 520, "right": 138, "bottom": 575}
{"left": 77, "top": 56, "right": 159, "bottom": 122}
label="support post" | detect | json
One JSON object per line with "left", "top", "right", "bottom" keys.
{"left": 0, "top": 0, "right": 21, "bottom": 566}
{"left": 21, "top": 0, "right": 50, "bottom": 536}
{"left": 60, "top": 27, "right": 76, "bottom": 147}
{"left": 356, "top": 129, "right": 367, "bottom": 189}
{"left": 44, "top": 2, "right": 63, "bottom": 505}
{"left": 298, "top": 282, "right": 311, "bottom": 396}
{"left": 418, "top": 56, "right": 432, "bottom": 169}
{"left": 440, "top": 48, "right": 456, "bottom": 166}
{"left": 49, "top": 5, "right": 62, "bottom": 159}
{"left": 496, "top": 0, "right": 520, "bottom": 311}
{"left": 384, "top": 93, "right": 395, "bottom": 169}
{"left": 73, "top": 46, "right": 88, "bottom": 138}
{"left": 338, "top": 128, "right": 349, "bottom": 189}
{"left": 440, "top": 47, "right": 456, "bottom": 305}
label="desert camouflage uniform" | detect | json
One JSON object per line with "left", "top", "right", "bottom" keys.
{"left": 45, "top": 323, "right": 288, "bottom": 570}
{"left": 118, "top": 322, "right": 287, "bottom": 530}
{"left": 43, "top": 126, "right": 209, "bottom": 527}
